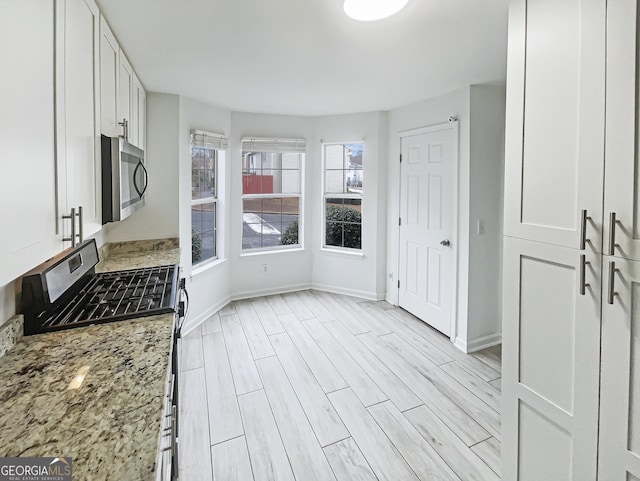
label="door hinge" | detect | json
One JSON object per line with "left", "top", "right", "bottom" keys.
{"left": 397, "top": 280, "right": 400, "bottom": 288}
{"left": 399, "top": 154, "right": 402, "bottom": 163}
{"left": 399, "top": 217, "right": 402, "bottom": 226}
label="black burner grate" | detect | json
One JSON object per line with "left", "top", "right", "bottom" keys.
{"left": 37, "top": 265, "right": 179, "bottom": 332}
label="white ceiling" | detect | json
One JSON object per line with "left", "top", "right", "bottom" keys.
{"left": 97, "top": 0, "right": 509, "bottom": 116}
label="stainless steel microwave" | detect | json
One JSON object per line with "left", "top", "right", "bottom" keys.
{"left": 101, "top": 135, "right": 148, "bottom": 224}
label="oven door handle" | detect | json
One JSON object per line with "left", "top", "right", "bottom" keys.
{"left": 133, "top": 160, "right": 149, "bottom": 199}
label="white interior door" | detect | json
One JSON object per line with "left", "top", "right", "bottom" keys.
{"left": 502, "top": 236, "right": 601, "bottom": 481}
{"left": 598, "top": 255, "right": 640, "bottom": 480}
{"left": 398, "top": 123, "right": 456, "bottom": 336}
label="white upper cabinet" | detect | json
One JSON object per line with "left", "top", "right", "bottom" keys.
{"left": 132, "top": 73, "right": 146, "bottom": 150}
{"left": 99, "top": 16, "right": 146, "bottom": 149}
{"left": 0, "top": 1, "right": 61, "bottom": 287}
{"left": 603, "top": 0, "right": 640, "bottom": 261}
{"left": 0, "top": 0, "right": 146, "bottom": 287}
{"left": 56, "top": 0, "right": 102, "bottom": 240}
{"left": 118, "top": 50, "right": 134, "bottom": 142}
{"left": 99, "top": 15, "right": 120, "bottom": 138}
{"left": 503, "top": 0, "right": 606, "bottom": 252}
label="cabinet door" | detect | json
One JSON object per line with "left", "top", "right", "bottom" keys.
{"left": 502, "top": 237, "right": 601, "bottom": 481}
{"left": 503, "top": 0, "right": 606, "bottom": 252}
{"left": 132, "top": 74, "right": 146, "bottom": 150}
{"left": 603, "top": 0, "right": 640, "bottom": 262}
{"left": 99, "top": 15, "right": 119, "bottom": 137}
{"left": 598, "top": 256, "right": 640, "bottom": 480}
{"left": 0, "top": 0, "right": 62, "bottom": 286}
{"left": 118, "top": 50, "right": 133, "bottom": 141}
{"left": 56, "top": 0, "right": 102, "bottom": 239}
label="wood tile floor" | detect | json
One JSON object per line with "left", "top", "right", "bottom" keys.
{"left": 178, "top": 290, "right": 502, "bottom": 481}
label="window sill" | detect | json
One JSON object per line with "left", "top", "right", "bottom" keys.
{"left": 240, "top": 246, "right": 305, "bottom": 258}
{"left": 319, "top": 247, "right": 364, "bottom": 258}
{"left": 191, "top": 257, "right": 227, "bottom": 277}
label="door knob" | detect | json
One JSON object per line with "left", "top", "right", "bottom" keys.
{"left": 440, "top": 239, "right": 451, "bottom": 247}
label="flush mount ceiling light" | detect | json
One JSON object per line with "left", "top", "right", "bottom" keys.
{"left": 343, "top": 0, "right": 410, "bottom": 21}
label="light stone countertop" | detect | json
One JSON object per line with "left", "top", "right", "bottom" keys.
{"left": 0, "top": 240, "right": 181, "bottom": 480}
{"left": 96, "top": 238, "right": 180, "bottom": 272}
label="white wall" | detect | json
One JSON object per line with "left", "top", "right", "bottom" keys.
{"left": 228, "top": 112, "right": 315, "bottom": 298}
{"left": 106, "top": 93, "right": 180, "bottom": 242}
{"left": 178, "top": 97, "right": 232, "bottom": 332}
{"left": 0, "top": 89, "right": 503, "bottom": 349}
{"left": 386, "top": 87, "right": 472, "bottom": 334}
{"left": 467, "top": 85, "right": 506, "bottom": 343}
{"left": 312, "top": 112, "right": 387, "bottom": 299}
{"left": 0, "top": 283, "right": 16, "bottom": 327}
{"left": 386, "top": 85, "right": 505, "bottom": 352}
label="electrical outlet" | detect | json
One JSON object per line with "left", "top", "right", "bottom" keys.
{"left": 262, "top": 264, "right": 268, "bottom": 273}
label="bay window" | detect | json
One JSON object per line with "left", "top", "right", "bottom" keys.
{"left": 191, "top": 130, "right": 227, "bottom": 265}
{"left": 323, "top": 142, "right": 364, "bottom": 250}
{"left": 241, "top": 138, "right": 305, "bottom": 251}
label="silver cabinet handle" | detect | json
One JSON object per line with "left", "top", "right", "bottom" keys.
{"left": 118, "top": 118, "right": 129, "bottom": 141}
{"left": 62, "top": 207, "right": 76, "bottom": 247}
{"left": 609, "top": 212, "right": 617, "bottom": 255}
{"left": 77, "top": 206, "right": 83, "bottom": 243}
{"left": 579, "top": 254, "right": 590, "bottom": 296}
{"left": 580, "top": 209, "right": 590, "bottom": 250}
{"left": 608, "top": 261, "right": 617, "bottom": 305}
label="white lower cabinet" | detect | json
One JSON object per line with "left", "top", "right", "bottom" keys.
{"left": 502, "top": 236, "right": 601, "bottom": 481}
{"left": 598, "top": 256, "right": 640, "bottom": 480}
{"left": 503, "top": 236, "right": 640, "bottom": 480}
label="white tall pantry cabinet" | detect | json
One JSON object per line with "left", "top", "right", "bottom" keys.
{"left": 503, "top": 0, "right": 640, "bottom": 480}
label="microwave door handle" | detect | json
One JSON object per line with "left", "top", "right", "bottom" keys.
{"left": 139, "top": 161, "right": 149, "bottom": 197}
{"left": 132, "top": 160, "right": 148, "bottom": 199}
{"left": 132, "top": 161, "right": 143, "bottom": 198}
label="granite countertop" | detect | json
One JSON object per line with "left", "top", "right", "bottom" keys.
{"left": 0, "top": 239, "right": 180, "bottom": 481}
{"left": 96, "top": 238, "right": 180, "bottom": 272}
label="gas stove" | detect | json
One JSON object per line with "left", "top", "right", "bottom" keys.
{"left": 21, "top": 239, "right": 181, "bottom": 335}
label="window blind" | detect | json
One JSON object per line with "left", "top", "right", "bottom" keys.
{"left": 191, "top": 129, "right": 229, "bottom": 150}
{"left": 241, "top": 137, "right": 307, "bottom": 154}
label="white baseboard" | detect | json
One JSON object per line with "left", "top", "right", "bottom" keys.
{"left": 454, "top": 332, "right": 502, "bottom": 354}
{"left": 311, "top": 283, "right": 383, "bottom": 301}
{"left": 231, "top": 283, "right": 312, "bottom": 301}
{"left": 180, "top": 294, "right": 232, "bottom": 337}
{"left": 384, "top": 296, "right": 398, "bottom": 307}
{"left": 182, "top": 284, "right": 384, "bottom": 335}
